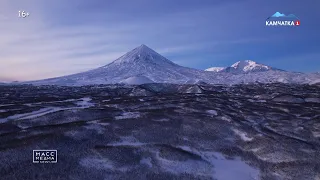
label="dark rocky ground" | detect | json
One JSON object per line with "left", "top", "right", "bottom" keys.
{"left": 0, "top": 83, "right": 319, "bottom": 180}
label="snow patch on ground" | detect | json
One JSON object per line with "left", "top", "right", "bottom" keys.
{"left": 98, "top": 122, "right": 110, "bottom": 126}
{"left": 309, "top": 79, "right": 320, "bottom": 85}
{"left": 0, "top": 104, "right": 13, "bottom": 107}
{"left": 248, "top": 99, "right": 266, "bottom": 103}
{"left": 64, "top": 130, "right": 85, "bottom": 140}
{"left": 87, "top": 120, "right": 110, "bottom": 126}
{"left": 177, "top": 146, "right": 260, "bottom": 180}
{"left": 185, "top": 86, "right": 202, "bottom": 93}
{"left": 119, "top": 76, "right": 154, "bottom": 85}
{"left": 206, "top": 110, "right": 218, "bottom": 116}
{"left": 76, "top": 97, "right": 94, "bottom": 108}
{"left": 156, "top": 151, "right": 213, "bottom": 176}
{"left": 152, "top": 118, "right": 170, "bottom": 122}
{"left": 84, "top": 124, "right": 105, "bottom": 134}
{"left": 232, "top": 129, "right": 254, "bottom": 142}
{"left": 312, "top": 131, "right": 320, "bottom": 138}
{"left": 305, "top": 98, "right": 320, "bottom": 103}
{"left": 140, "top": 157, "right": 153, "bottom": 168}
{"left": 258, "top": 152, "right": 297, "bottom": 163}
{"left": 0, "top": 97, "right": 95, "bottom": 123}
{"left": 108, "top": 136, "right": 146, "bottom": 146}
{"left": 0, "top": 107, "right": 63, "bottom": 123}
{"left": 205, "top": 152, "right": 259, "bottom": 180}
{"left": 79, "top": 157, "right": 114, "bottom": 170}
{"left": 183, "top": 137, "right": 189, "bottom": 141}
{"left": 115, "top": 112, "right": 141, "bottom": 120}
{"left": 272, "top": 96, "right": 305, "bottom": 103}
{"left": 250, "top": 148, "right": 261, "bottom": 153}
{"left": 219, "top": 115, "right": 232, "bottom": 122}
{"left": 275, "top": 107, "right": 290, "bottom": 113}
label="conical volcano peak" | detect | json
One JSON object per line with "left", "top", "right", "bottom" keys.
{"left": 129, "top": 44, "right": 158, "bottom": 55}
{"left": 138, "top": 44, "right": 150, "bottom": 49}
{"left": 133, "top": 44, "right": 157, "bottom": 55}
{"left": 109, "top": 44, "right": 176, "bottom": 66}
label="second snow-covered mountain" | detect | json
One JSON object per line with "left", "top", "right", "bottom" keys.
{"left": 205, "top": 60, "right": 278, "bottom": 73}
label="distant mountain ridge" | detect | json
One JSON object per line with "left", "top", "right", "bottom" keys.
{"left": 24, "top": 45, "right": 320, "bottom": 86}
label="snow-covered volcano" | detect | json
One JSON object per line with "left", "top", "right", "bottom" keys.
{"left": 206, "top": 60, "right": 278, "bottom": 73}
{"left": 29, "top": 45, "right": 214, "bottom": 85}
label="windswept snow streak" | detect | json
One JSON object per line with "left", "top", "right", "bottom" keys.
{"left": 0, "top": 97, "right": 94, "bottom": 123}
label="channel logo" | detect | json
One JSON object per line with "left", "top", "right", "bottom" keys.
{"left": 266, "top": 12, "right": 300, "bottom": 26}
{"left": 33, "top": 150, "right": 57, "bottom": 163}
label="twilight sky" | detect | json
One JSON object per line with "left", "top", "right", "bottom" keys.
{"left": 0, "top": 0, "right": 319, "bottom": 81}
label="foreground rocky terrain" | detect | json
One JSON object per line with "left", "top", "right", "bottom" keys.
{"left": 0, "top": 83, "right": 319, "bottom": 180}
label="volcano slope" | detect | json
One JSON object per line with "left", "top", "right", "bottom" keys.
{"left": 0, "top": 83, "right": 319, "bottom": 180}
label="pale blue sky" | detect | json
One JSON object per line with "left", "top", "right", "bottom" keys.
{"left": 0, "top": 0, "right": 319, "bottom": 81}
